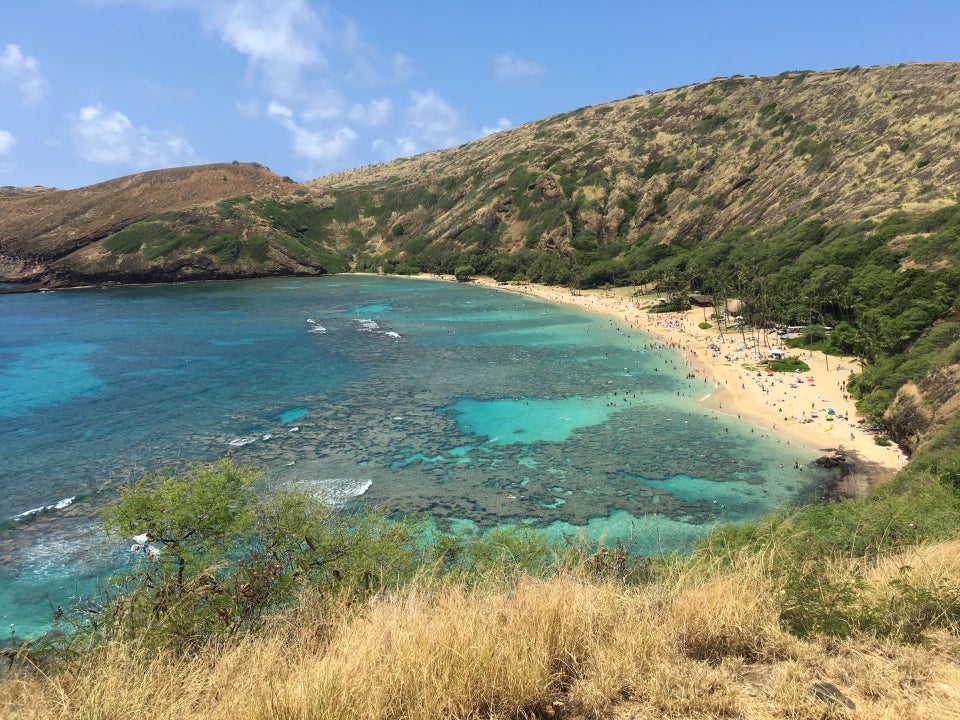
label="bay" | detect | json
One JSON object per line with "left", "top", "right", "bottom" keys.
{"left": 0, "top": 276, "right": 827, "bottom": 636}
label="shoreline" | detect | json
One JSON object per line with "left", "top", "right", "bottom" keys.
{"left": 423, "top": 274, "right": 903, "bottom": 480}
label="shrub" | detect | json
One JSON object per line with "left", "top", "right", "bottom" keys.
{"left": 73, "top": 461, "right": 442, "bottom": 653}
{"left": 243, "top": 236, "right": 270, "bottom": 263}
{"left": 454, "top": 264, "right": 476, "bottom": 282}
{"left": 766, "top": 356, "right": 810, "bottom": 373}
{"left": 215, "top": 195, "right": 251, "bottom": 220}
{"left": 203, "top": 234, "right": 243, "bottom": 263}
{"left": 103, "top": 222, "right": 175, "bottom": 255}
{"left": 694, "top": 115, "right": 729, "bottom": 134}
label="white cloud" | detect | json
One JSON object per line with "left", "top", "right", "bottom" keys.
{"left": 268, "top": 102, "right": 357, "bottom": 163}
{"left": 70, "top": 104, "right": 196, "bottom": 169}
{"left": 204, "top": 0, "right": 325, "bottom": 97}
{"left": 0, "top": 44, "right": 47, "bottom": 105}
{"left": 492, "top": 52, "right": 544, "bottom": 81}
{"left": 403, "top": 89, "right": 467, "bottom": 149}
{"left": 0, "top": 129, "right": 15, "bottom": 155}
{"left": 372, "top": 90, "right": 483, "bottom": 160}
{"left": 290, "top": 124, "right": 358, "bottom": 162}
{"left": 349, "top": 98, "right": 392, "bottom": 127}
{"left": 300, "top": 87, "right": 348, "bottom": 122}
{"left": 100, "top": 1, "right": 424, "bottom": 172}
{"left": 112, "top": 0, "right": 326, "bottom": 97}
{"left": 481, "top": 117, "right": 512, "bottom": 136}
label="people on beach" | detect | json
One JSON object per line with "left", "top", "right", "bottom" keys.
{"left": 466, "top": 276, "right": 902, "bottom": 475}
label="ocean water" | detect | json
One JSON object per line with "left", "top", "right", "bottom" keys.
{"left": 0, "top": 276, "right": 829, "bottom": 636}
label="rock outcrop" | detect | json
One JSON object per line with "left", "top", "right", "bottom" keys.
{"left": 884, "top": 364, "right": 960, "bottom": 455}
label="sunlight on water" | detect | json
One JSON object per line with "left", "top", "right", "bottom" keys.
{"left": 450, "top": 396, "right": 620, "bottom": 444}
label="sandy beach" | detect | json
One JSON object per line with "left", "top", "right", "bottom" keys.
{"left": 442, "top": 275, "right": 905, "bottom": 481}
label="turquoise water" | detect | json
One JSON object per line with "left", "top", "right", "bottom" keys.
{"left": 0, "top": 276, "right": 829, "bottom": 636}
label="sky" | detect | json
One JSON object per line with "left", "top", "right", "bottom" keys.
{"left": 1, "top": 1, "right": 958, "bottom": 190}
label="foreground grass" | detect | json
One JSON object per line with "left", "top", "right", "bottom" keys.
{"left": 3, "top": 538, "right": 959, "bottom": 720}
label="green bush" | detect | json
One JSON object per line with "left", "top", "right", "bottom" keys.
{"left": 102, "top": 234, "right": 144, "bottom": 254}
{"left": 454, "top": 264, "right": 476, "bottom": 282}
{"left": 766, "top": 356, "right": 810, "bottom": 373}
{"left": 65, "top": 461, "right": 449, "bottom": 653}
{"left": 694, "top": 115, "right": 729, "bottom": 134}
{"left": 244, "top": 236, "right": 270, "bottom": 263}
{"left": 779, "top": 566, "right": 870, "bottom": 638}
{"left": 203, "top": 234, "right": 243, "bottom": 263}
{"left": 103, "top": 222, "right": 175, "bottom": 255}
{"left": 215, "top": 195, "right": 251, "bottom": 220}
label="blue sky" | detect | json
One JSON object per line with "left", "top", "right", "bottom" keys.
{"left": 2, "top": 0, "right": 958, "bottom": 189}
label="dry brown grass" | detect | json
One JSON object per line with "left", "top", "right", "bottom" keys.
{"left": 2, "top": 546, "right": 959, "bottom": 720}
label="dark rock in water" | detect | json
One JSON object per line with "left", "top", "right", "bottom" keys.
{"left": 812, "top": 681, "right": 855, "bottom": 708}
{"left": 815, "top": 454, "right": 845, "bottom": 468}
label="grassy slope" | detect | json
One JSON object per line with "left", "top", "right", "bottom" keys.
{"left": 2, "top": 540, "right": 958, "bottom": 719}
{"left": 311, "top": 63, "right": 960, "bottom": 254}
{"left": 6, "top": 63, "right": 960, "bottom": 290}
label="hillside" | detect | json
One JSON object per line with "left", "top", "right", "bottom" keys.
{"left": 3, "top": 62, "right": 960, "bottom": 718}
{"left": 310, "top": 62, "right": 960, "bottom": 260}
{"left": 0, "top": 162, "right": 305, "bottom": 286}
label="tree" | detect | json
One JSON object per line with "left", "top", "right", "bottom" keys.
{"left": 454, "top": 264, "right": 476, "bottom": 282}
{"left": 92, "top": 460, "right": 434, "bottom": 651}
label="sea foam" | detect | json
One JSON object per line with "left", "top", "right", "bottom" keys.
{"left": 11, "top": 496, "right": 75, "bottom": 522}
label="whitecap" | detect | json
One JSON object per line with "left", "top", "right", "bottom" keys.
{"left": 227, "top": 437, "right": 256, "bottom": 447}
{"left": 383, "top": 331, "right": 401, "bottom": 339}
{"left": 301, "top": 478, "right": 372, "bottom": 507}
{"left": 338, "top": 478, "right": 373, "bottom": 500}
{"left": 21, "top": 531, "right": 96, "bottom": 576}
{"left": 11, "top": 496, "right": 76, "bottom": 521}
{"left": 353, "top": 319, "right": 379, "bottom": 332}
